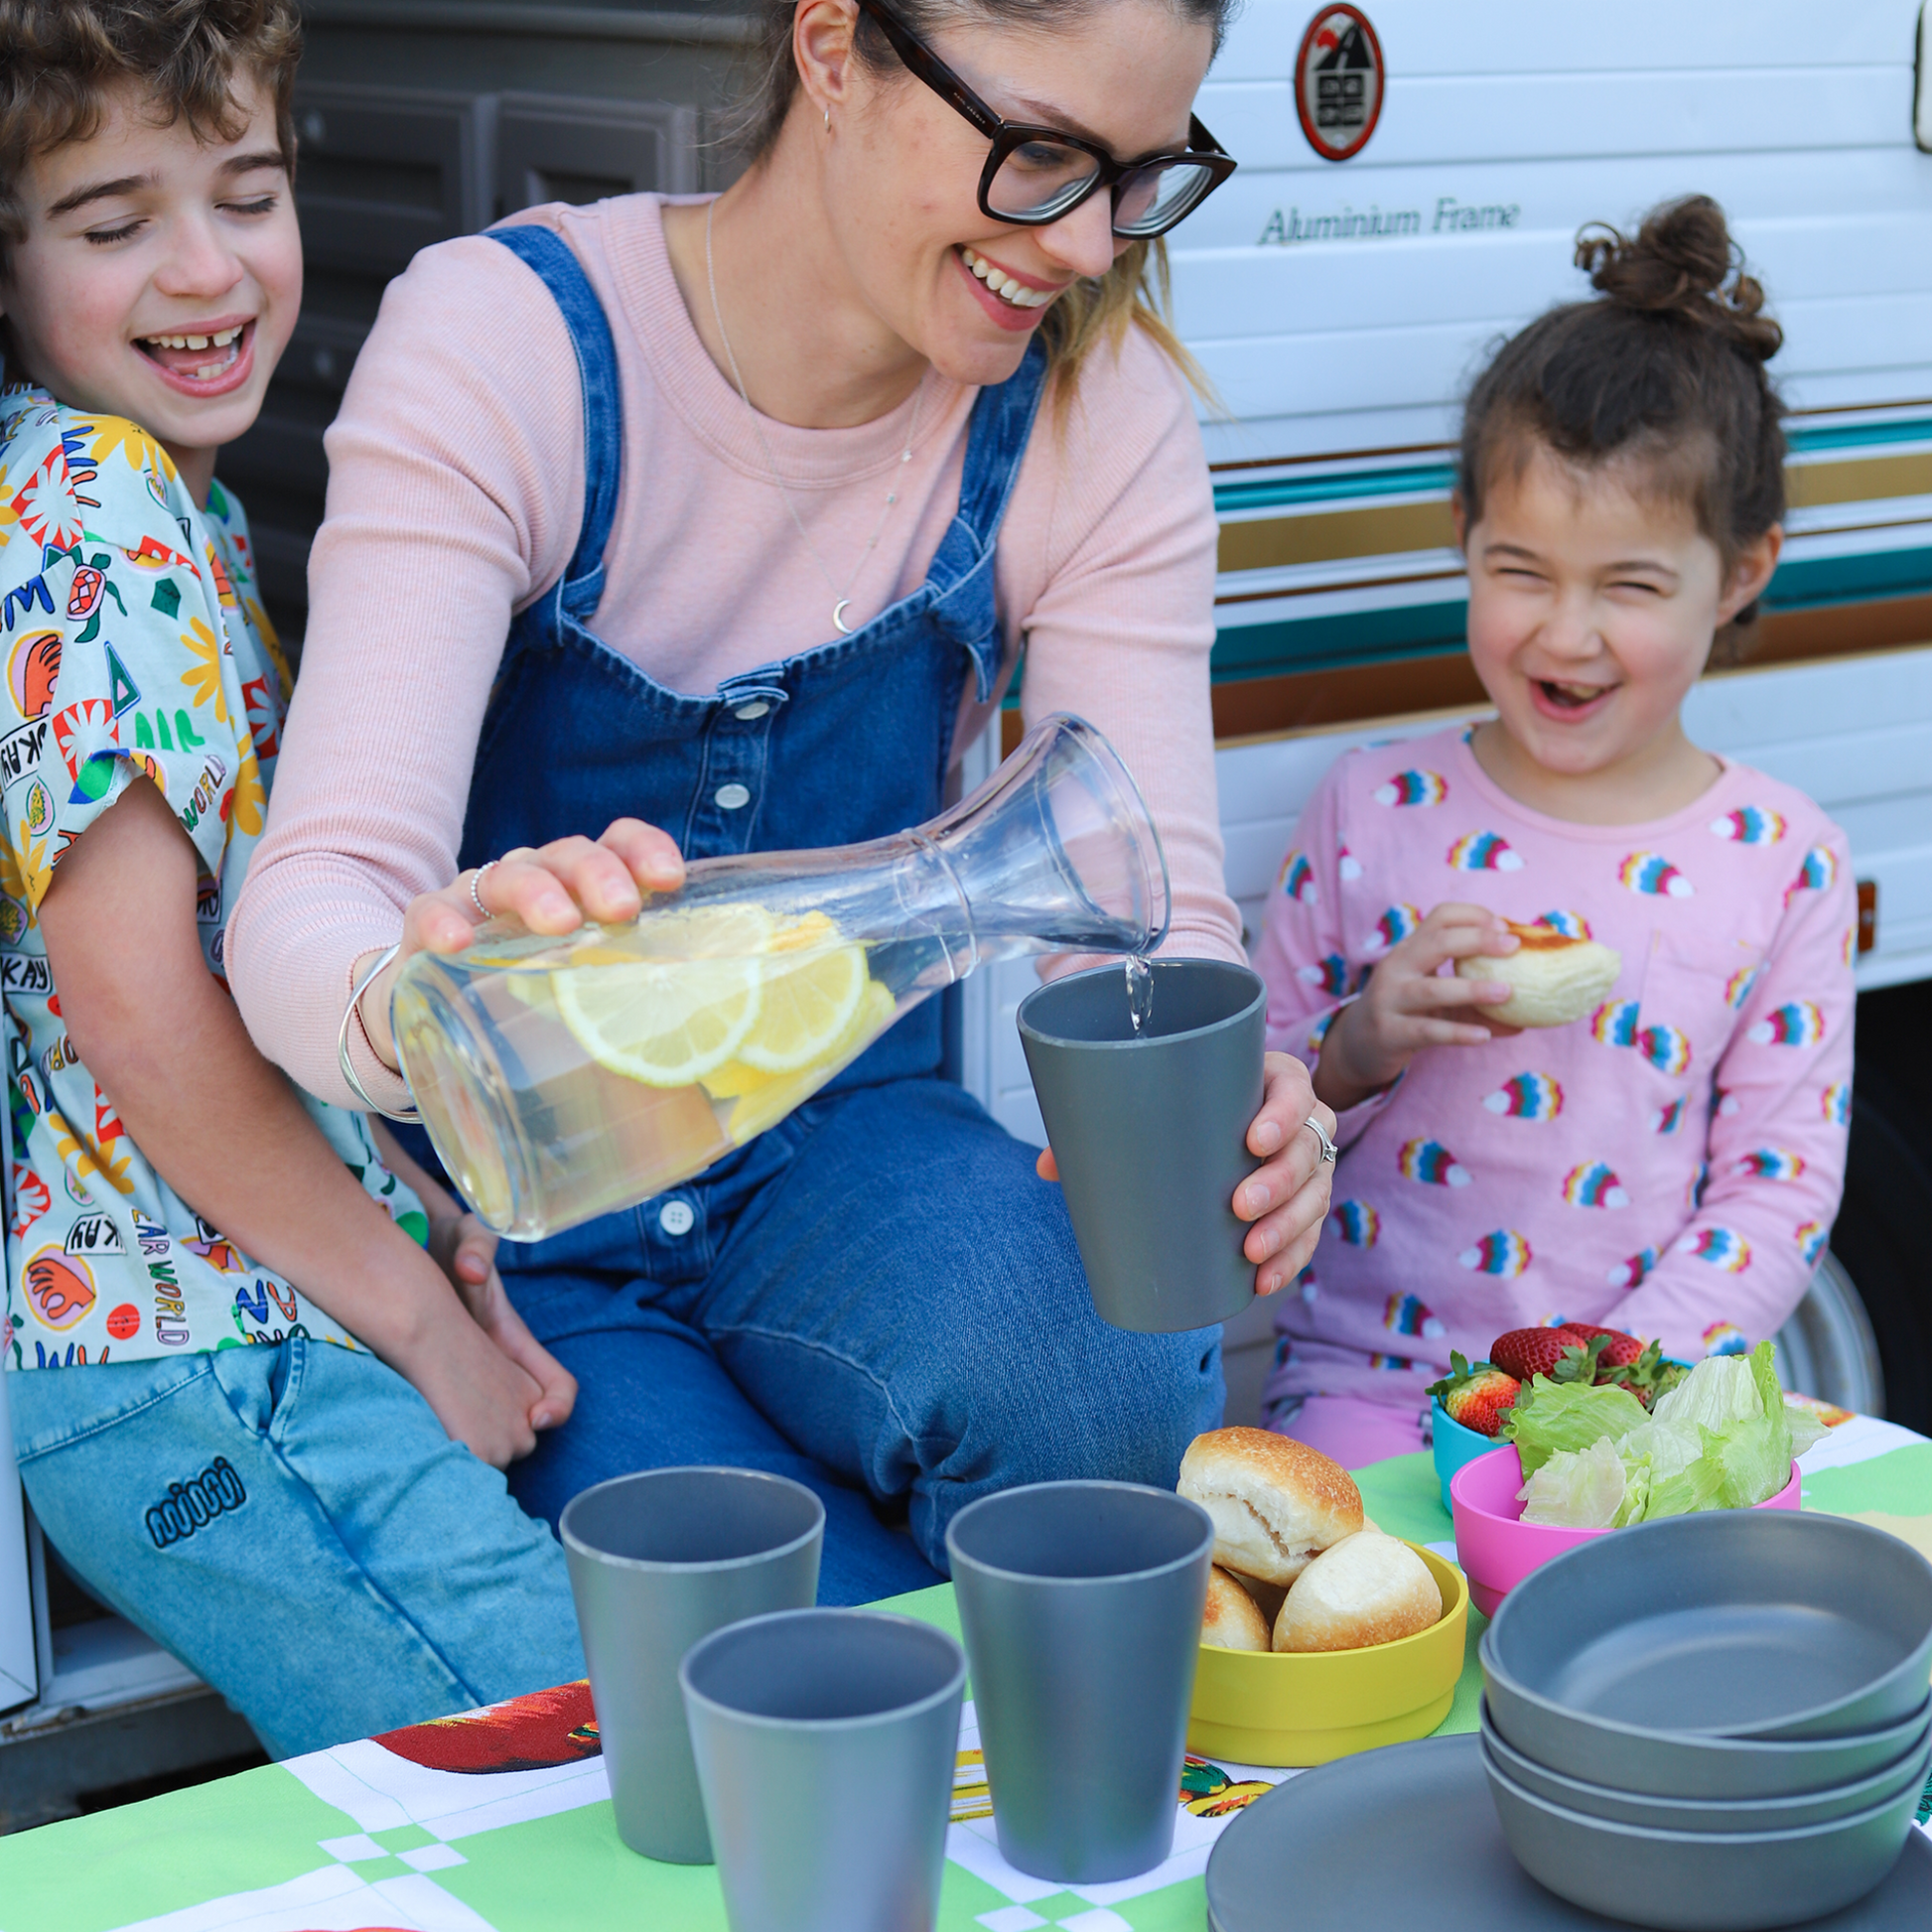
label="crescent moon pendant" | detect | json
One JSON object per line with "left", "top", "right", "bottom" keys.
{"left": 832, "top": 599, "right": 853, "bottom": 635}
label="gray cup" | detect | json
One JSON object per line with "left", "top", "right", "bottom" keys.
{"left": 1018, "top": 958, "right": 1266, "bottom": 1331}
{"left": 680, "top": 1608, "right": 967, "bottom": 1932}
{"left": 559, "top": 1466, "right": 823, "bottom": 1863}
{"left": 946, "top": 1480, "right": 1215, "bottom": 1883}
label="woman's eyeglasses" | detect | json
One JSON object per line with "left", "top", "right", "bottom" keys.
{"left": 854, "top": 0, "right": 1236, "bottom": 240}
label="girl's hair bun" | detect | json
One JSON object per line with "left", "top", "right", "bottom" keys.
{"left": 1575, "top": 195, "right": 1783, "bottom": 363}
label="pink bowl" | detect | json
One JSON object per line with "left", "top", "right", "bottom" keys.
{"left": 1449, "top": 1445, "right": 1802, "bottom": 1617}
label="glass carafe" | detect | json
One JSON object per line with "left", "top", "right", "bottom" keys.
{"left": 391, "top": 714, "right": 1170, "bottom": 1239}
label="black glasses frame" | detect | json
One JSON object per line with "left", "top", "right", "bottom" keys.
{"left": 852, "top": 0, "right": 1237, "bottom": 238}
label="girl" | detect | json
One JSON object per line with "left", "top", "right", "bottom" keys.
{"left": 1256, "top": 197, "right": 1855, "bottom": 1469}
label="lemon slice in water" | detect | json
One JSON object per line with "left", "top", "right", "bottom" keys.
{"left": 554, "top": 953, "right": 761, "bottom": 1087}
{"left": 738, "top": 939, "right": 870, "bottom": 1072}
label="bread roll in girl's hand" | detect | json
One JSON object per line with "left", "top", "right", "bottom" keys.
{"left": 1201, "top": 1565, "right": 1273, "bottom": 1651}
{"left": 1455, "top": 919, "right": 1621, "bottom": 1029}
{"left": 1273, "top": 1530, "right": 1443, "bottom": 1653}
{"left": 1177, "top": 1428, "right": 1365, "bottom": 1585}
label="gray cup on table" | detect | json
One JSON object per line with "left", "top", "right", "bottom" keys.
{"left": 1017, "top": 958, "right": 1266, "bottom": 1332}
{"left": 679, "top": 1607, "right": 967, "bottom": 1932}
{"left": 559, "top": 1466, "right": 823, "bottom": 1864}
{"left": 946, "top": 1479, "right": 1215, "bottom": 1884}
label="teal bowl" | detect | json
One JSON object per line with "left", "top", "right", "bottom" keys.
{"left": 1431, "top": 1400, "right": 1502, "bottom": 1515}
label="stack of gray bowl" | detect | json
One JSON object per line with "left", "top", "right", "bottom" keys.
{"left": 1478, "top": 1511, "right": 1932, "bottom": 1931}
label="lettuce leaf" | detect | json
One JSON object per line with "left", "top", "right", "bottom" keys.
{"left": 1520, "top": 1437, "right": 1632, "bottom": 1527}
{"left": 1502, "top": 1375, "right": 1650, "bottom": 1476}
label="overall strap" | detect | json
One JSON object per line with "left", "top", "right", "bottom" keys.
{"left": 952, "top": 338, "right": 1050, "bottom": 552}
{"left": 486, "top": 225, "right": 624, "bottom": 621}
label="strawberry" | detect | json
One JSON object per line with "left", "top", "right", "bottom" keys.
{"left": 1490, "top": 1326, "right": 1605, "bottom": 1386}
{"left": 1557, "top": 1321, "right": 1645, "bottom": 1373}
{"left": 1426, "top": 1351, "right": 1523, "bottom": 1438}
{"left": 1593, "top": 1336, "right": 1689, "bottom": 1410}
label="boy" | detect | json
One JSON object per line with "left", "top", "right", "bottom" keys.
{"left": 0, "top": 0, "right": 583, "bottom": 1756}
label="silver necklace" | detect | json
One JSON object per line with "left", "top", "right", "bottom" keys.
{"left": 705, "top": 198, "right": 923, "bottom": 635}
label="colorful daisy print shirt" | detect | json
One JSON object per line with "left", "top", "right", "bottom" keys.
{"left": 0, "top": 384, "right": 425, "bottom": 1372}
{"left": 1255, "top": 724, "right": 1855, "bottom": 1417}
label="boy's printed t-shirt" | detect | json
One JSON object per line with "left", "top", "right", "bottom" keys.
{"left": 1254, "top": 725, "right": 1856, "bottom": 1417}
{"left": 0, "top": 384, "right": 426, "bottom": 1371}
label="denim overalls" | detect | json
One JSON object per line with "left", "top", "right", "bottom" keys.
{"left": 465, "top": 224, "right": 1221, "bottom": 1602}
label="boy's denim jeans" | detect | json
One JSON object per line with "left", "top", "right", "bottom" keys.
{"left": 9, "top": 1336, "right": 583, "bottom": 1758}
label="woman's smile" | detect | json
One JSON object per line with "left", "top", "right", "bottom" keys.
{"left": 955, "top": 243, "right": 1061, "bottom": 330}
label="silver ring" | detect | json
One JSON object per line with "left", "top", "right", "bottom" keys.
{"left": 469, "top": 860, "right": 497, "bottom": 919}
{"left": 1304, "top": 1114, "right": 1338, "bottom": 1165}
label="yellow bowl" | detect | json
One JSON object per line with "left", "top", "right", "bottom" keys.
{"left": 1187, "top": 1543, "right": 1468, "bottom": 1767}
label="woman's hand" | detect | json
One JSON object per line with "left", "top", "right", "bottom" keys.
{"left": 1312, "top": 903, "right": 1520, "bottom": 1113}
{"left": 427, "top": 1206, "right": 578, "bottom": 1435}
{"left": 1033, "top": 1050, "right": 1338, "bottom": 1299}
{"left": 355, "top": 819, "right": 686, "bottom": 1068}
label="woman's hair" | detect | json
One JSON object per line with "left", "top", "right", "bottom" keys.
{"left": 730, "top": 0, "right": 1230, "bottom": 403}
{"left": 0, "top": 0, "right": 301, "bottom": 274}
{"left": 1458, "top": 196, "right": 1786, "bottom": 616}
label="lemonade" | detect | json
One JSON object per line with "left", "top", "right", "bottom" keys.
{"left": 393, "top": 904, "right": 918, "bottom": 1237}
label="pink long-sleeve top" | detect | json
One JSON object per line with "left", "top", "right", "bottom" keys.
{"left": 227, "top": 195, "right": 1239, "bottom": 1111}
{"left": 1254, "top": 725, "right": 1856, "bottom": 1415}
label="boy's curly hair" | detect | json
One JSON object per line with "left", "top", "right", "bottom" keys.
{"left": 0, "top": 0, "right": 300, "bottom": 273}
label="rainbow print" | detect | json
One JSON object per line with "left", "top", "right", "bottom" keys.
{"left": 1299, "top": 953, "right": 1352, "bottom": 998}
{"left": 1822, "top": 1081, "right": 1851, "bottom": 1128}
{"left": 1842, "top": 923, "right": 1857, "bottom": 967}
{"left": 1483, "top": 1072, "right": 1563, "bottom": 1122}
{"left": 1306, "top": 1010, "right": 1337, "bottom": 1056}
{"left": 1736, "top": 1148, "right": 1806, "bottom": 1182}
{"left": 1710, "top": 806, "right": 1786, "bottom": 846}
{"left": 1747, "top": 1002, "right": 1825, "bottom": 1048}
{"left": 1460, "top": 1230, "right": 1532, "bottom": 1278}
{"left": 1373, "top": 769, "right": 1448, "bottom": 808}
{"left": 1650, "top": 1096, "right": 1688, "bottom": 1136}
{"left": 1591, "top": 1000, "right": 1640, "bottom": 1047}
{"left": 1337, "top": 842, "right": 1363, "bottom": 881}
{"left": 1688, "top": 1162, "right": 1710, "bottom": 1209}
{"left": 1367, "top": 1352, "right": 1415, "bottom": 1371}
{"left": 1793, "top": 846, "right": 1838, "bottom": 893}
{"left": 1366, "top": 903, "right": 1422, "bottom": 951}
{"left": 1382, "top": 1293, "right": 1446, "bottom": 1339}
{"left": 1335, "top": 1200, "right": 1381, "bottom": 1247}
{"left": 1399, "top": 1138, "right": 1472, "bottom": 1187}
{"left": 1638, "top": 1024, "right": 1692, "bottom": 1076}
{"left": 1724, "top": 963, "right": 1764, "bottom": 1011}
{"left": 1296, "top": 1267, "right": 1319, "bottom": 1306}
{"left": 1608, "top": 1248, "right": 1659, "bottom": 1290}
{"left": 1719, "top": 1090, "right": 1742, "bottom": 1118}
{"left": 1536, "top": 909, "right": 1592, "bottom": 940}
{"left": 1681, "top": 1228, "right": 1752, "bottom": 1273}
{"left": 1447, "top": 831, "right": 1524, "bottom": 873}
{"left": 1619, "top": 852, "right": 1693, "bottom": 898}
{"left": 1702, "top": 1320, "right": 1749, "bottom": 1357}
{"left": 1796, "top": 1220, "right": 1829, "bottom": 1267}
{"left": 1279, "top": 851, "right": 1316, "bottom": 902}
{"left": 1563, "top": 1161, "right": 1631, "bottom": 1209}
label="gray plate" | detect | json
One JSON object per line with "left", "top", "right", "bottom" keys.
{"left": 1484, "top": 1746, "right": 1921, "bottom": 1929}
{"left": 1204, "top": 1734, "right": 1932, "bottom": 1932}
{"left": 1486, "top": 1514, "right": 1932, "bottom": 1742}
{"left": 1480, "top": 1704, "right": 1932, "bottom": 1833}
{"left": 1484, "top": 1653, "right": 1931, "bottom": 1799}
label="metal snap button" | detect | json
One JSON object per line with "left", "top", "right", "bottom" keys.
{"left": 658, "top": 1199, "right": 695, "bottom": 1237}
{"left": 734, "top": 701, "right": 770, "bottom": 721}
{"left": 714, "top": 782, "right": 752, "bottom": 810}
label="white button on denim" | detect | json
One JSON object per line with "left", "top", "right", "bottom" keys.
{"left": 658, "top": 1199, "right": 695, "bottom": 1237}
{"left": 715, "top": 782, "right": 752, "bottom": 810}
{"left": 734, "top": 701, "right": 770, "bottom": 721}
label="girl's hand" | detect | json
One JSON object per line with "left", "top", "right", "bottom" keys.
{"left": 1313, "top": 902, "right": 1520, "bottom": 1112}
{"left": 426, "top": 1201, "right": 577, "bottom": 1434}
{"left": 1033, "top": 1051, "right": 1338, "bottom": 1299}
{"left": 355, "top": 820, "right": 685, "bottom": 1068}
{"left": 397, "top": 1296, "right": 551, "bottom": 1468}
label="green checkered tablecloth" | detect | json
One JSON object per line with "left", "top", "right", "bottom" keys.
{"left": 5, "top": 1413, "right": 1931, "bottom": 1932}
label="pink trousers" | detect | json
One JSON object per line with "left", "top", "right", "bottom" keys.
{"left": 1272, "top": 1393, "right": 1428, "bottom": 1469}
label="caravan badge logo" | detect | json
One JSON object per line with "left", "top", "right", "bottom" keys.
{"left": 1295, "top": 6, "right": 1385, "bottom": 162}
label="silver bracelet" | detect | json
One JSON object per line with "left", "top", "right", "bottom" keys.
{"left": 337, "top": 942, "right": 423, "bottom": 1122}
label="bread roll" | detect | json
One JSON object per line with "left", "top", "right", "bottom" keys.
{"left": 1455, "top": 921, "right": 1622, "bottom": 1029}
{"left": 1273, "top": 1530, "right": 1443, "bottom": 1653}
{"left": 1201, "top": 1565, "right": 1272, "bottom": 1652}
{"left": 1178, "top": 1428, "right": 1364, "bottom": 1586}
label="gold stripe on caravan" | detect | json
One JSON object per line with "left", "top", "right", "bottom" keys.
{"left": 1215, "top": 449, "right": 1932, "bottom": 578}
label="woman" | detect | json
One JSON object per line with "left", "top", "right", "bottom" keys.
{"left": 230, "top": 0, "right": 1337, "bottom": 1602}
